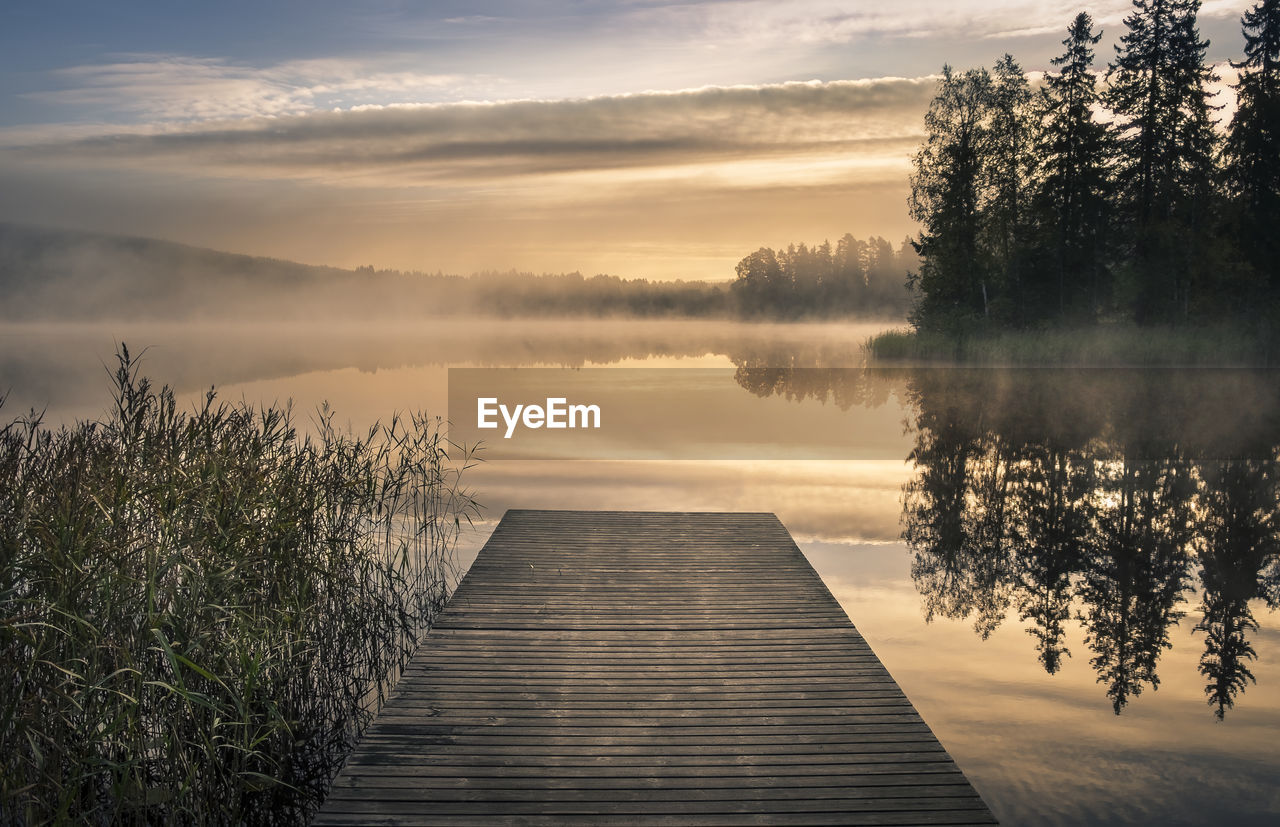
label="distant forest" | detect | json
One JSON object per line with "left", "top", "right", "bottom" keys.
{"left": 0, "top": 223, "right": 911, "bottom": 321}
{"left": 365, "top": 232, "right": 913, "bottom": 318}
{"left": 908, "top": 1, "right": 1280, "bottom": 335}
{"left": 730, "top": 235, "right": 915, "bottom": 318}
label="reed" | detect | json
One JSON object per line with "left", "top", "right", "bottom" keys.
{"left": 0, "top": 345, "right": 479, "bottom": 824}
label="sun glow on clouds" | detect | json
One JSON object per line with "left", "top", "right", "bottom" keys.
{"left": 12, "top": 2, "right": 1249, "bottom": 127}
{"left": 9, "top": 78, "right": 933, "bottom": 182}
{"left": 31, "top": 55, "right": 475, "bottom": 121}
{"left": 645, "top": 0, "right": 1247, "bottom": 45}
{"left": 0, "top": 74, "right": 931, "bottom": 277}
{"left": 534, "top": 149, "right": 916, "bottom": 205}
{"left": 0, "top": 1, "right": 1251, "bottom": 277}
{"left": 4, "top": 77, "right": 931, "bottom": 255}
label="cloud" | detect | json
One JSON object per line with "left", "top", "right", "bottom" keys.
{"left": 0, "top": 1, "right": 1250, "bottom": 280}
{"left": 660, "top": 0, "right": 1247, "bottom": 45}
{"left": 29, "top": 55, "right": 469, "bottom": 121}
{"left": 0, "top": 76, "right": 930, "bottom": 278}
{"left": 8, "top": 77, "right": 935, "bottom": 190}
{"left": 9, "top": 3, "right": 1245, "bottom": 139}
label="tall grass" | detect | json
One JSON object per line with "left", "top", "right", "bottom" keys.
{"left": 0, "top": 346, "right": 479, "bottom": 824}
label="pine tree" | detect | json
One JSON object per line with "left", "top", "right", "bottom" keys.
{"left": 909, "top": 66, "right": 994, "bottom": 330}
{"left": 1105, "top": 0, "right": 1220, "bottom": 323}
{"left": 984, "top": 55, "right": 1036, "bottom": 324}
{"left": 1223, "top": 0, "right": 1280, "bottom": 294}
{"left": 1035, "top": 13, "right": 1112, "bottom": 319}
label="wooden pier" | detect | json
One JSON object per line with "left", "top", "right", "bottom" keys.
{"left": 315, "top": 510, "right": 995, "bottom": 825}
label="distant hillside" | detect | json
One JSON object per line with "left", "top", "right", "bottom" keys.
{"left": 0, "top": 223, "right": 737, "bottom": 321}
{"left": 0, "top": 223, "right": 392, "bottom": 321}
{"left": 0, "top": 223, "right": 909, "bottom": 321}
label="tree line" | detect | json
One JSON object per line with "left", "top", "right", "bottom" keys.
{"left": 372, "top": 233, "right": 915, "bottom": 319}
{"left": 730, "top": 234, "right": 915, "bottom": 318}
{"left": 909, "top": 1, "right": 1280, "bottom": 333}
{"left": 2, "top": 222, "right": 911, "bottom": 321}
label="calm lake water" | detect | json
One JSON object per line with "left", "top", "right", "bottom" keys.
{"left": 3, "top": 318, "right": 1278, "bottom": 826}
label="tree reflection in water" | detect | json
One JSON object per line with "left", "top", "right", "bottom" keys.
{"left": 734, "top": 363, "right": 1280, "bottom": 718}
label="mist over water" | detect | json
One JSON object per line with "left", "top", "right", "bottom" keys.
{"left": 3, "top": 316, "right": 1278, "bottom": 826}
{"left": 0, "top": 318, "right": 880, "bottom": 418}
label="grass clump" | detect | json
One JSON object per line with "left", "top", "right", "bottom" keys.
{"left": 866, "top": 323, "right": 1278, "bottom": 366}
{"left": 0, "top": 346, "right": 479, "bottom": 824}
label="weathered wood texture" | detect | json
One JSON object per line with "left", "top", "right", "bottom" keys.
{"left": 315, "top": 510, "right": 995, "bottom": 826}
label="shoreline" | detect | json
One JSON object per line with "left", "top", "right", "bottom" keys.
{"left": 866, "top": 323, "right": 1279, "bottom": 367}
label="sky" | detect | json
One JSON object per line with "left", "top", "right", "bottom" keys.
{"left": 0, "top": 1, "right": 1256, "bottom": 281}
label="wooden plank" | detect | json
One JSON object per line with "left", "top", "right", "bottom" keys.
{"left": 315, "top": 510, "right": 995, "bottom": 825}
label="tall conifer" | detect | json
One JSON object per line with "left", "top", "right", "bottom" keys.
{"left": 1223, "top": 1, "right": 1280, "bottom": 292}
{"left": 1105, "top": 0, "right": 1219, "bottom": 322}
{"left": 1035, "top": 13, "right": 1112, "bottom": 318}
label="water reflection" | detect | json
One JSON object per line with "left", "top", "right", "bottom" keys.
{"left": 741, "top": 366, "right": 1280, "bottom": 718}
{"left": 5, "top": 320, "right": 1278, "bottom": 822}
{"left": 0, "top": 318, "right": 881, "bottom": 418}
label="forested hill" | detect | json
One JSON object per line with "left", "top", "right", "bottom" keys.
{"left": 0, "top": 223, "right": 362, "bottom": 321}
{"left": 0, "top": 223, "right": 912, "bottom": 321}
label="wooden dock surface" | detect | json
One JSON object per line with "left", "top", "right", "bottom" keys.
{"left": 315, "top": 510, "right": 995, "bottom": 826}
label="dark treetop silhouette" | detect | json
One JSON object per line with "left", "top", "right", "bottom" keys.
{"left": 907, "top": 2, "right": 1280, "bottom": 335}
